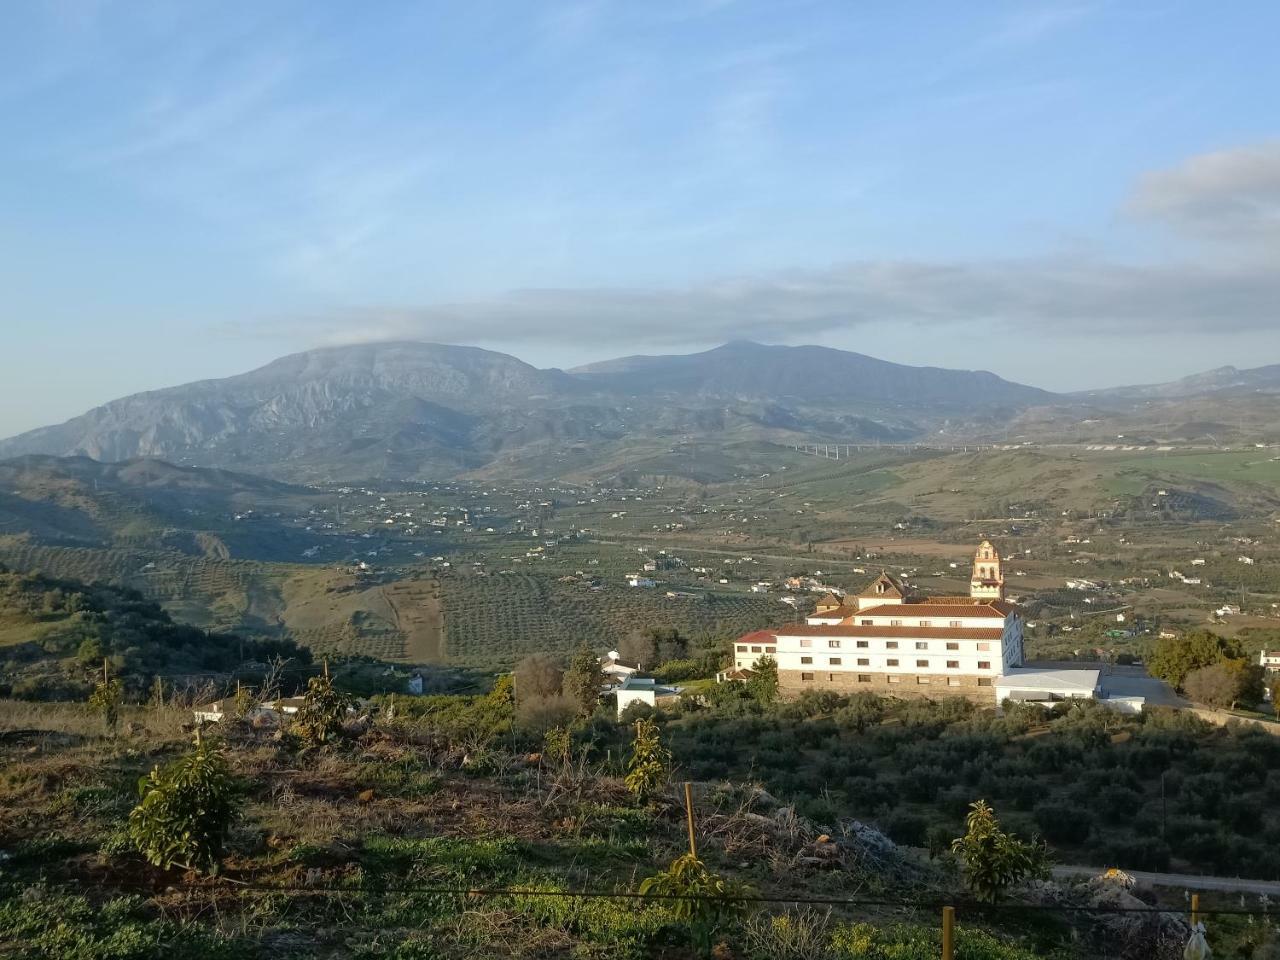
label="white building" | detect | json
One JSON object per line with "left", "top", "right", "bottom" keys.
{"left": 1259, "top": 650, "right": 1280, "bottom": 671}
{"left": 732, "top": 541, "right": 1100, "bottom": 706}
{"left": 614, "top": 675, "right": 682, "bottom": 717}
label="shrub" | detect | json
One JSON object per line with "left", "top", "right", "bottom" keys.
{"left": 625, "top": 717, "right": 671, "bottom": 804}
{"left": 951, "top": 801, "right": 1051, "bottom": 903}
{"left": 293, "top": 672, "right": 354, "bottom": 747}
{"left": 128, "top": 732, "right": 239, "bottom": 874}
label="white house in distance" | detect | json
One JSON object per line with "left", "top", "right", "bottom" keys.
{"left": 1260, "top": 650, "right": 1280, "bottom": 671}
{"left": 600, "top": 650, "right": 641, "bottom": 683}
{"left": 732, "top": 540, "right": 1103, "bottom": 707}
{"left": 614, "top": 675, "right": 682, "bottom": 717}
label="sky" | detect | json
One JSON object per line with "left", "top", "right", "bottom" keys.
{"left": 3, "top": 0, "right": 1280, "bottom": 436}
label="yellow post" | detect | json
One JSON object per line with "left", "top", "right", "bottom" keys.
{"left": 683, "top": 782, "right": 698, "bottom": 859}
{"left": 941, "top": 905, "right": 955, "bottom": 960}
{"left": 323, "top": 658, "right": 329, "bottom": 679}
{"left": 1191, "top": 893, "right": 1200, "bottom": 927}
{"left": 102, "top": 657, "right": 109, "bottom": 686}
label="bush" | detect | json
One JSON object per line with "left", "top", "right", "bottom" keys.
{"left": 128, "top": 733, "right": 239, "bottom": 874}
{"left": 1032, "top": 800, "right": 1091, "bottom": 844}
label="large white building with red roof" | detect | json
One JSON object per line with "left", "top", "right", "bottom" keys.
{"left": 733, "top": 540, "right": 1028, "bottom": 701}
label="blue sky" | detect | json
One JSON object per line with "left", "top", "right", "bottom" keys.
{"left": 3, "top": 0, "right": 1280, "bottom": 436}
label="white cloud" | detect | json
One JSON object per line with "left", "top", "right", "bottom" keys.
{"left": 1127, "top": 140, "right": 1280, "bottom": 247}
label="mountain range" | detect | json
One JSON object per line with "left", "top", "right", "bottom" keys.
{"left": 1, "top": 340, "right": 1278, "bottom": 481}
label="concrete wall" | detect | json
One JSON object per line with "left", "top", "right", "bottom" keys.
{"left": 778, "top": 668, "right": 997, "bottom": 702}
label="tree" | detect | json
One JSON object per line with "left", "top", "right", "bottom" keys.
{"left": 1148, "top": 630, "right": 1239, "bottom": 688}
{"left": 562, "top": 645, "right": 601, "bottom": 717}
{"left": 639, "top": 853, "right": 747, "bottom": 952}
{"left": 625, "top": 716, "right": 671, "bottom": 804}
{"left": 514, "top": 654, "right": 564, "bottom": 701}
{"left": 1184, "top": 659, "right": 1264, "bottom": 709}
{"left": 951, "top": 800, "right": 1050, "bottom": 904}
{"left": 129, "top": 731, "right": 239, "bottom": 874}
{"left": 293, "top": 671, "right": 353, "bottom": 747}
{"left": 746, "top": 655, "right": 778, "bottom": 705}
{"left": 618, "top": 630, "right": 658, "bottom": 668}
{"left": 88, "top": 676, "right": 124, "bottom": 733}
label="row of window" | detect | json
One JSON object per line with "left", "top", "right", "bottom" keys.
{"left": 796, "top": 656, "right": 992, "bottom": 669}
{"left": 798, "top": 673, "right": 995, "bottom": 686}
{"left": 798, "top": 639, "right": 993, "bottom": 651}
{"left": 858, "top": 619, "right": 966, "bottom": 628}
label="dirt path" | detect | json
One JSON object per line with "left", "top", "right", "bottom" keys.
{"left": 1052, "top": 864, "right": 1280, "bottom": 895}
{"left": 383, "top": 579, "right": 444, "bottom": 663}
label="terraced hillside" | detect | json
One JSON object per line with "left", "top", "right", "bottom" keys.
{"left": 439, "top": 571, "right": 790, "bottom": 666}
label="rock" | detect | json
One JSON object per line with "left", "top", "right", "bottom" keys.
{"left": 815, "top": 834, "right": 831, "bottom": 844}
{"left": 357, "top": 788, "right": 375, "bottom": 803}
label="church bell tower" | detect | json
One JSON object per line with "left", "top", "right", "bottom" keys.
{"left": 970, "top": 540, "right": 1005, "bottom": 600}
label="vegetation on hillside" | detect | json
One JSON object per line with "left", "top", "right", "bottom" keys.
{"left": 0, "top": 565, "right": 307, "bottom": 699}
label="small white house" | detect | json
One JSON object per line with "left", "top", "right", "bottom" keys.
{"left": 628, "top": 576, "right": 657, "bottom": 588}
{"left": 1259, "top": 650, "right": 1280, "bottom": 671}
{"left": 615, "top": 675, "right": 681, "bottom": 717}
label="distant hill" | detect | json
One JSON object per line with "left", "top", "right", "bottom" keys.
{"left": 0, "top": 341, "right": 1057, "bottom": 481}
{"left": 0, "top": 455, "right": 326, "bottom": 560}
{"left": 571, "top": 340, "right": 1053, "bottom": 407}
{"left": 1077, "top": 363, "right": 1280, "bottom": 400}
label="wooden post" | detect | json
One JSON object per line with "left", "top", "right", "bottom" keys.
{"left": 102, "top": 657, "right": 109, "bottom": 686}
{"left": 683, "top": 782, "right": 698, "bottom": 859}
{"left": 941, "top": 905, "right": 955, "bottom": 960}
{"left": 323, "top": 658, "right": 330, "bottom": 679}
{"left": 1191, "top": 893, "right": 1200, "bottom": 927}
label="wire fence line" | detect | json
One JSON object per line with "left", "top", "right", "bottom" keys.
{"left": 3, "top": 877, "right": 1274, "bottom": 918}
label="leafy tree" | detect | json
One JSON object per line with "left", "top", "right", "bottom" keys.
{"left": 128, "top": 731, "right": 239, "bottom": 874}
{"left": 625, "top": 716, "right": 671, "bottom": 804}
{"left": 747, "top": 655, "right": 778, "bottom": 705}
{"left": 1184, "top": 659, "right": 1264, "bottom": 709}
{"left": 1148, "top": 630, "right": 1239, "bottom": 688}
{"left": 293, "top": 672, "right": 354, "bottom": 747}
{"left": 837, "top": 692, "right": 885, "bottom": 733}
{"left": 88, "top": 676, "right": 124, "bottom": 733}
{"left": 951, "top": 800, "right": 1050, "bottom": 903}
{"left": 639, "top": 853, "right": 747, "bottom": 953}
{"left": 562, "top": 645, "right": 602, "bottom": 717}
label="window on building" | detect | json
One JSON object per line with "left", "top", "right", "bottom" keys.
{"left": 857, "top": 658, "right": 869, "bottom": 666}
{"left": 886, "top": 641, "right": 899, "bottom": 649}
{"left": 946, "top": 660, "right": 959, "bottom": 669}
{"left": 828, "top": 640, "right": 841, "bottom": 649}
{"left": 886, "top": 658, "right": 899, "bottom": 667}
{"left": 916, "top": 659, "right": 929, "bottom": 667}
{"left": 856, "top": 640, "right": 869, "bottom": 648}
{"left": 915, "top": 641, "right": 928, "bottom": 650}
{"left": 801, "top": 672, "right": 814, "bottom": 681}
{"left": 917, "top": 676, "right": 930, "bottom": 684}
{"left": 950, "top": 620, "right": 962, "bottom": 627}
{"left": 829, "top": 657, "right": 842, "bottom": 665}
{"left": 860, "top": 619, "right": 872, "bottom": 626}
{"left": 947, "top": 678, "right": 962, "bottom": 687}
{"left": 800, "top": 656, "right": 813, "bottom": 665}
{"left": 765, "top": 646, "right": 775, "bottom": 654}
{"left": 828, "top": 673, "right": 838, "bottom": 682}
{"left": 857, "top": 674, "right": 871, "bottom": 683}
{"left": 977, "top": 660, "right": 991, "bottom": 670}
{"left": 750, "top": 646, "right": 761, "bottom": 653}
{"left": 977, "top": 642, "right": 991, "bottom": 652}
{"left": 977, "top": 678, "right": 992, "bottom": 687}
{"left": 736, "top": 645, "right": 747, "bottom": 652}
{"left": 919, "top": 620, "right": 931, "bottom": 627}
{"left": 890, "top": 619, "right": 903, "bottom": 627}
{"left": 946, "top": 642, "right": 959, "bottom": 651}
{"left": 887, "top": 676, "right": 902, "bottom": 684}
{"left": 800, "top": 639, "right": 812, "bottom": 648}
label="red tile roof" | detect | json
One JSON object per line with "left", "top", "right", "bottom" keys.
{"left": 735, "top": 629, "right": 778, "bottom": 645}
{"left": 856, "top": 601, "right": 1012, "bottom": 619}
{"left": 776, "top": 624, "right": 1005, "bottom": 640}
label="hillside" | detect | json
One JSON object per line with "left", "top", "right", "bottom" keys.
{"left": 0, "top": 341, "right": 1057, "bottom": 482}
{"left": 0, "top": 455, "right": 329, "bottom": 561}
{"left": 0, "top": 565, "right": 306, "bottom": 698}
